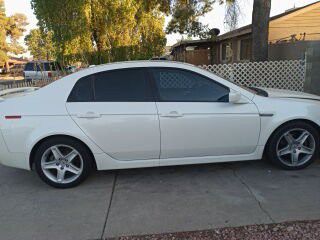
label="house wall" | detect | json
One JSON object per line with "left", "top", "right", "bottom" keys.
{"left": 171, "top": 3, "right": 320, "bottom": 66}
{"left": 216, "top": 34, "right": 252, "bottom": 64}
{"left": 184, "top": 49, "right": 211, "bottom": 65}
{"left": 304, "top": 42, "right": 320, "bottom": 95}
{"left": 172, "top": 46, "right": 212, "bottom": 65}
{"left": 269, "top": 41, "right": 320, "bottom": 61}
{"left": 269, "top": 3, "right": 320, "bottom": 43}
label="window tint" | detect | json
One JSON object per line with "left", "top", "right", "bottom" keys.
{"left": 150, "top": 68, "right": 229, "bottom": 102}
{"left": 24, "top": 62, "right": 38, "bottom": 71}
{"left": 25, "top": 62, "right": 61, "bottom": 71}
{"left": 68, "top": 76, "right": 93, "bottom": 102}
{"left": 43, "top": 62, "right": 59, "bottom": 71}
{"left": 94, "top": 68, "right": 152, "bottom": 102}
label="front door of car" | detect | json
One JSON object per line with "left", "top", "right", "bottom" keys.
{"left": 148, "top": 67, "right": 260, "bottom": 159}
{"left": 66, "top": 68, "right": 160, "bottom": 161}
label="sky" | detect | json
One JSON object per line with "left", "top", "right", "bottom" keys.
{"left": 4, "top": 0, "right": 319, "bottom": 57}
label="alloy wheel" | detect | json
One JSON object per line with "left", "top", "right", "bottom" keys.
{"left": 41, "top": 144, "right": 84, "bottom": 184}
{"left": 276, "top": 128, "right": 316, "bottom": 167}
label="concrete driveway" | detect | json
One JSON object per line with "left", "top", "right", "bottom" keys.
{"left": 0, "top": 160, "right": 319, "bottom": 240}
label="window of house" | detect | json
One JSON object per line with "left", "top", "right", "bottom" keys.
{"left": 221, "top": 42, "right": 233, "bottom": 62}
{"left": 240, "top": 38, "right": 252, "bottom": 61}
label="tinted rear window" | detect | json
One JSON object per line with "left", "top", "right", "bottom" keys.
{"left": 68, "top": 76, "right": 94, "bottom": 102}
{"left": 68, "top": 68, "right": 153, "bottom": 102}
{"left": 94, "top": 69, "right": 151, "bottom": 102}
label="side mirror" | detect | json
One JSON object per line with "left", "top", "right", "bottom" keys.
{"left": 229, "top": 91, "right": 249, "bottom": 104}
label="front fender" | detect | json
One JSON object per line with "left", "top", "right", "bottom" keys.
{"left": 254, "top": 96, "right": 320, "bottom": 146}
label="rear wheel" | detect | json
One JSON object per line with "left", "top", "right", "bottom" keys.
{"left": 34, "top": 137, "right": 94, "bottom": 188}
{"left": 267, "top": 121, "right": 319, "bottom": 170}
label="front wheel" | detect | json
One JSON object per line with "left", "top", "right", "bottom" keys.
{"left": 266, "top": 121, "right": 319, "bottom": 170}
{"left": 34, "top": 137, "right": 94, "bottom": 188}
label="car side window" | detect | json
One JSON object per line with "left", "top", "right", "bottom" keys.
{"left": 149, "top": 68, "right": 230, "bottom": 102}
{"left": 68, "top": 76, "right": 94, "bottom": 102}
{"left": 68, "top": 68, "right": 153, "bottom": 102}
{"left": 93, "top": 68, "right": 152, "bottom": 102}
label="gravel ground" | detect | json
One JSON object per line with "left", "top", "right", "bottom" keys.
{"left": 108, "top": 220, "right": 320, "bottom": 240}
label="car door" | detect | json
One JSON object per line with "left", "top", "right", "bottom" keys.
{"left": 148, "top": 67, "right": 260, "bottom": 159}
{"left": 66, "top": 68, "right": 160, "bottom": 161}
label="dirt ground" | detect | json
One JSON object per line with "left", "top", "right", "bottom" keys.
{"left": 110, "top": 220, "right": 320, "bottom": 240}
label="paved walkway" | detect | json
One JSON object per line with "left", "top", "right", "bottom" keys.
{"left": 0, "top": 160, "right": 319, "bottom": 240}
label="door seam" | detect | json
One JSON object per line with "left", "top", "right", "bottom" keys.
{"left": 154, "top": 102, "right": 162, "bottom": 166}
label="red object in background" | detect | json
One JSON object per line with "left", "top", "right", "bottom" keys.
{"left": 5, "top": 116, "right": 21, "bottom": 120}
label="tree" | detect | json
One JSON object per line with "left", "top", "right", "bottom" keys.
{"left": 0, "top": 0, "right": 28, "bottom": 67}
{"left": 252, "top": 0, "right": 271, "bottom": 61}
{"left": 166, "top": 0, "right": 214, "bottom": 38}
{"left": 224, "top": 0, "right": 240, "bottom": 31}
{"left": 25, "top": 29, "right": 55, "bottom": 60}
{"left": 30, "top": 0, "right": 167, "bottom": 64}
{"left": 0, "top": 0, "right": 7, "bottom": 65}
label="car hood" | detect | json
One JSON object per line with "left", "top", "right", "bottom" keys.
{"left": 260, "top": 88, "right": 320, "bottom": 101}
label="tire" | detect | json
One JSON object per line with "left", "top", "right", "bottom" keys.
{"left": 266, "top": 121, "right": 319, "bottom": 170}
{"left": 34, "top": 137, "right": 94, "bottom": 188}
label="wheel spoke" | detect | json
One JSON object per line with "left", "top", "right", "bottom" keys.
{"left": 66, "top": 163, "right": 81, "bottom": 175}
{"left": 300, "top": 146, "right": 314, "bottom": 155}
{"left": 296, "top": 131, "right": 310, "bottom": 145}
{"left": 278, "top": 145, "right": 291, "bottom": 156}
{"left": 291, "top": 152, "right": 300, "bottom": 165}
{"left": 284, "top": 132, "right": 295, "bottom": 144}
{"left": 42, "top": 161, "right": 58, "bottom": 170}
{"left": 51, "top": 146, "right": 63, "bottom": 160}
{"left": 65, "top": 150, "right": 78, "bottom": 163}
{"left": 57, "top": 169, "right": 65, "bottom": 182}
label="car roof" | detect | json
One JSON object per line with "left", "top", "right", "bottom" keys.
{"left": 85, "top": 60, "right": 196, "bottom": 71}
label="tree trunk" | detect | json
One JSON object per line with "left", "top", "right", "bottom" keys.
{"left": 5, "top": 60, "right": 9, "bottom": 73}
{"left": 252, "top": 0, "right": 271, "bottom": 62}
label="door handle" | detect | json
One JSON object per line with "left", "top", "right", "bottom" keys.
{"left": 161, "top": 111, "right": 184, "bottom": 118}
{"left": 76, "top": 112, "right": 101, "bottom": 119}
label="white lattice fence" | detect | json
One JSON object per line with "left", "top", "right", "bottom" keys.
{"left": 201, "top": 60, "right": 306, "bottom": 92}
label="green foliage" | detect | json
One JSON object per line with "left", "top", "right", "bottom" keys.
{"left": 165, "top": 0, "right": 215, "bottom": 38}
{"left": 166, "top": 0, "right": 235, "bottom": 38}
{"left": 31, "top": 0, "right": 167, "bottom": 64}
{"left": 0, "top": 0, "right": 27, "bottom": 64}
{"left": 24, "top": 28, "right": 56, "bottom": 60}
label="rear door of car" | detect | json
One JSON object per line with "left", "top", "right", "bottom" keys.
{"left": 66, "top": 67, "right": 160, "bottom": 161}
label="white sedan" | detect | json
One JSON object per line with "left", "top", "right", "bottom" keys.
{"left": 0, "top": 61, "right": 319, "bottom": 188}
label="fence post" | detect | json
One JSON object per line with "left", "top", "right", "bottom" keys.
{"left": 304, "top": 45, "right": 320, "bottom": 95}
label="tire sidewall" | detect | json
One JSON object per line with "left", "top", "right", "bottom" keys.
{"left": 34, "top": 137, "right": 93, "bottom": 188}
{"left": 267, "top": 121, "right": 319, "bottom": 170}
